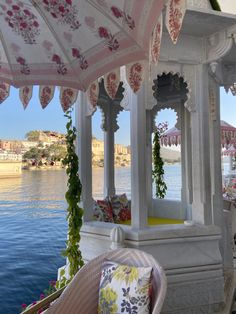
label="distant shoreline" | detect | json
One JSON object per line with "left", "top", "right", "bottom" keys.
{"left": 22, "top": 161, "right": 181, "bottom": 171}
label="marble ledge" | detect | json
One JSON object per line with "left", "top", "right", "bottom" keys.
{"left": 81, "top": 221, "right": 221, "bottom": 242}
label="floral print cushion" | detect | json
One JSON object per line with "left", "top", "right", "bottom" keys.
{"left": 110, "top": 193, "right": 131, "bottom": 223}
{"left": 118, "top": 207, "right": 131, "bottom": 222}
{"left": 93, "top": 199, "right": 114, "bottom": 222}
{"left": 98, "top": 261, "right": 153, "bottom": 314}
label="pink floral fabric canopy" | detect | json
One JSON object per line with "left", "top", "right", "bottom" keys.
{"left": 222, "top": 146, "right": 236, "bottom": 156}
{"left": 161, "top": 121, "right": 236, "bottom": 148}
{"left": 0, "top": 62, "right": 147, "bottom": 111}
{"left": 0, "top": 0, "right": 186, "bottom": 91}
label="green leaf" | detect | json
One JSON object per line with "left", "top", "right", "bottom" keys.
{"left": 209, "top": 0, "right": 221, "bottom": 11}
{"left": 152, "top": 123, "right": 168, "bottom": 199}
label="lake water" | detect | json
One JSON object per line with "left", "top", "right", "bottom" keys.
{"left": 0, "top": 165, "right": 181, "bottom": 314}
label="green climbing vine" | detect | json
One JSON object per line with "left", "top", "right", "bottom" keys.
{"left": 62, "top": 108, "right": 84, "bottom": 279}
{"left": 152, "top": 122, "right": 168, "bottom": 199}
{"left": 210, "top": 0, "right": 221, "bottom": 11}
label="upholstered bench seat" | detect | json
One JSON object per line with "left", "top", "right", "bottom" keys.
{"left": 120, "top": 216, "right": 184, "bottom": 226}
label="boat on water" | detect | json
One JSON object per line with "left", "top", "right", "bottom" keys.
{"left": 0, "top": 153, "right": 22, "bottom": 178}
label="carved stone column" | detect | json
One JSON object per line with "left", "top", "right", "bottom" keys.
{"left": 146, "top": 110, "right": 154, "bottom": 216}
{"left": 98, "top": 100, "right": 123, "bottom": 198}
{"left": 130, "top": 84, "right": 148, "bottom": 228}
{"left": 208, "top": 76, "right": 233, "bottom": 268}
{"left": 180, "top": 105, "right": 193, "bottom": 219}
{"left": 75, "top": 92, "right": 93, "bottom": 221}
{"left": 188, "top": 64, "right": 212, "bottom": 224}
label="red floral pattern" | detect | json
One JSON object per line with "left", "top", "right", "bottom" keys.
{"left": 166, "top": 0, "right": 186, "bottom": 44}
{"left": 60, "top": 87, "right": 78, "bottom": 112}
{"left": 85, "top": 14, "right": 119, "bottom": 52}
{"left": 16, "top": 56, "right": 30, "bottom": 75}
{"left": 93, "top": 199, "right": 114, "bottom": 222}
{"left": 87, "top": 81, "right": 99, "bottom": 108}
{"left": 126, "top": 62, "right": 144, "bottom": 93}
{"left": 119, "top": 207, "right": 131, "bottom": 221}
{"left": 52, "top": 53, "right": 67, "bottom": 75}
{"left": 110, "top": 6, "right": 135, "bottom": 30}
{"left": 0, "top": 1, "right": 40, "bottom": 44}
{"left": 39, "top": 86, "right": 55, "bottom": 109}
{"left": 72, "top": 48, "right": 88, "bottom": 70}
{"left": 19, "top": 85, "right": 32, "bottom": 109}
{"left": 151, "top": 14, "right": 162, "bottom": 64}
{"left": 104, "top": 69, "right": 120, "bottom": 99}
{"left": 42, "top": 40, "right": 67, "bottom": 75}
{"left": 41, "top": 0, "right": 81, "bottom": 30}
{"left": 98, "top": 26, "right": 119, "bottom": 51}
{"left": 0, "top": 83, "right": 10, "bottom": 104}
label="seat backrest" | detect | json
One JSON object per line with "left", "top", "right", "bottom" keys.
{"left": 46, "top": 248, "right": 167, "bottom": 314}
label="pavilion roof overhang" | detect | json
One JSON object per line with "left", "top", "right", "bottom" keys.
{"left": 179, "top": 8, "right": 236, "bottom": 38}
{"left": 177, "top": 9, "right": 236, "bottom": 95}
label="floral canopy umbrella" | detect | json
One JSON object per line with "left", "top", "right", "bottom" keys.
{"left": 161, "top": 120, "right": 236, "bottom": 148}
{"left": 222, "top": 146, "right": 236, "bottom": 156}
{"left": 0, "top": 0, "right": 187, "bottom": 90}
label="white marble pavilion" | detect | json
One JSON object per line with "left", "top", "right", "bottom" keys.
{"left": 75, "top": 1, "right": 236, "bottom": 313}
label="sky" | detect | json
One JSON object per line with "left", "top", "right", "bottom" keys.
{"left": 0, "top": 86, "right": 235, "bottom": 146}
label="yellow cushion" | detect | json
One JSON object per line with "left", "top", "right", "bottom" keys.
{"left": 120, "top": 216, "right": 184, "bottom": 226}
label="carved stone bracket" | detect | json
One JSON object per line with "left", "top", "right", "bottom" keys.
{"left": 98, "top": 100, "right": 123, "bottom": 132}
{"left": 207, "top": 31, "right": 233, "bottom": 64}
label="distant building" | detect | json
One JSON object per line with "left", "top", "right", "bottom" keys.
{"left": 20, "top": 141, "right": 38, "bottom": 153}
{"left": 0, "top": 140, "right": 23, "bottom": 153}
{"left": 0, "top": 140, "right": 11, "bottom": 151}
{"left": 92, "top": 138, "right": 130, "bottom": 167}
{"left": 0, "top": 152, "right": 22, "bottom": 161}
{"left": 37, "top": 131, "right": 65, "bottom": 144}
{"left": 115, "top": 144, "right": 128, "bottom": 155}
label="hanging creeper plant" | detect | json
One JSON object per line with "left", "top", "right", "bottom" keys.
{"left": 62, "top": 108, "right": 84, "bottom": 279}
{"left": 209, "top": 0, "right": 221, "bottom": 11}
{"left": 152, "top": 122, "right": 168, "bottom": 199}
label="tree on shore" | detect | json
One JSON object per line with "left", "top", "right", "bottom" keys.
{"left": 23, "top": 147, "right": 41, "bottom": 164}
{"left": 25, "top": 130, "right": 40, "bottom": 142}
{"left": 23, "top": 144, "right": 66, "bottom": 165}
{"left": 48, "top": 144, "right": 67, "bottom": 161}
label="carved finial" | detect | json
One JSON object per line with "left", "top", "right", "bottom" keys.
{"left": 110, "top": 226, "right": 125, "bottom": 250}
{"left": 210, "top": 61, "right": 218, "bottom": 74}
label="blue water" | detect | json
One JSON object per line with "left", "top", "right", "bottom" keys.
{"left": 0, "top": 165, "right": 181, "bottom": 314}
{"left": 0, "top": 170, "right": 68, "bottom": 314}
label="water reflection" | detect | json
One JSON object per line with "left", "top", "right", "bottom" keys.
{"left": 92, "top": 167, "right": 132, "bottom": 199}
{"left": 92, "top": 167, "right": 104, "bottom": 198}
{"left": 0, "top": 176, "right": 22, "bottom": 195}
{"left": 92, "top": 165, "right": 181, "bottom": 200}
